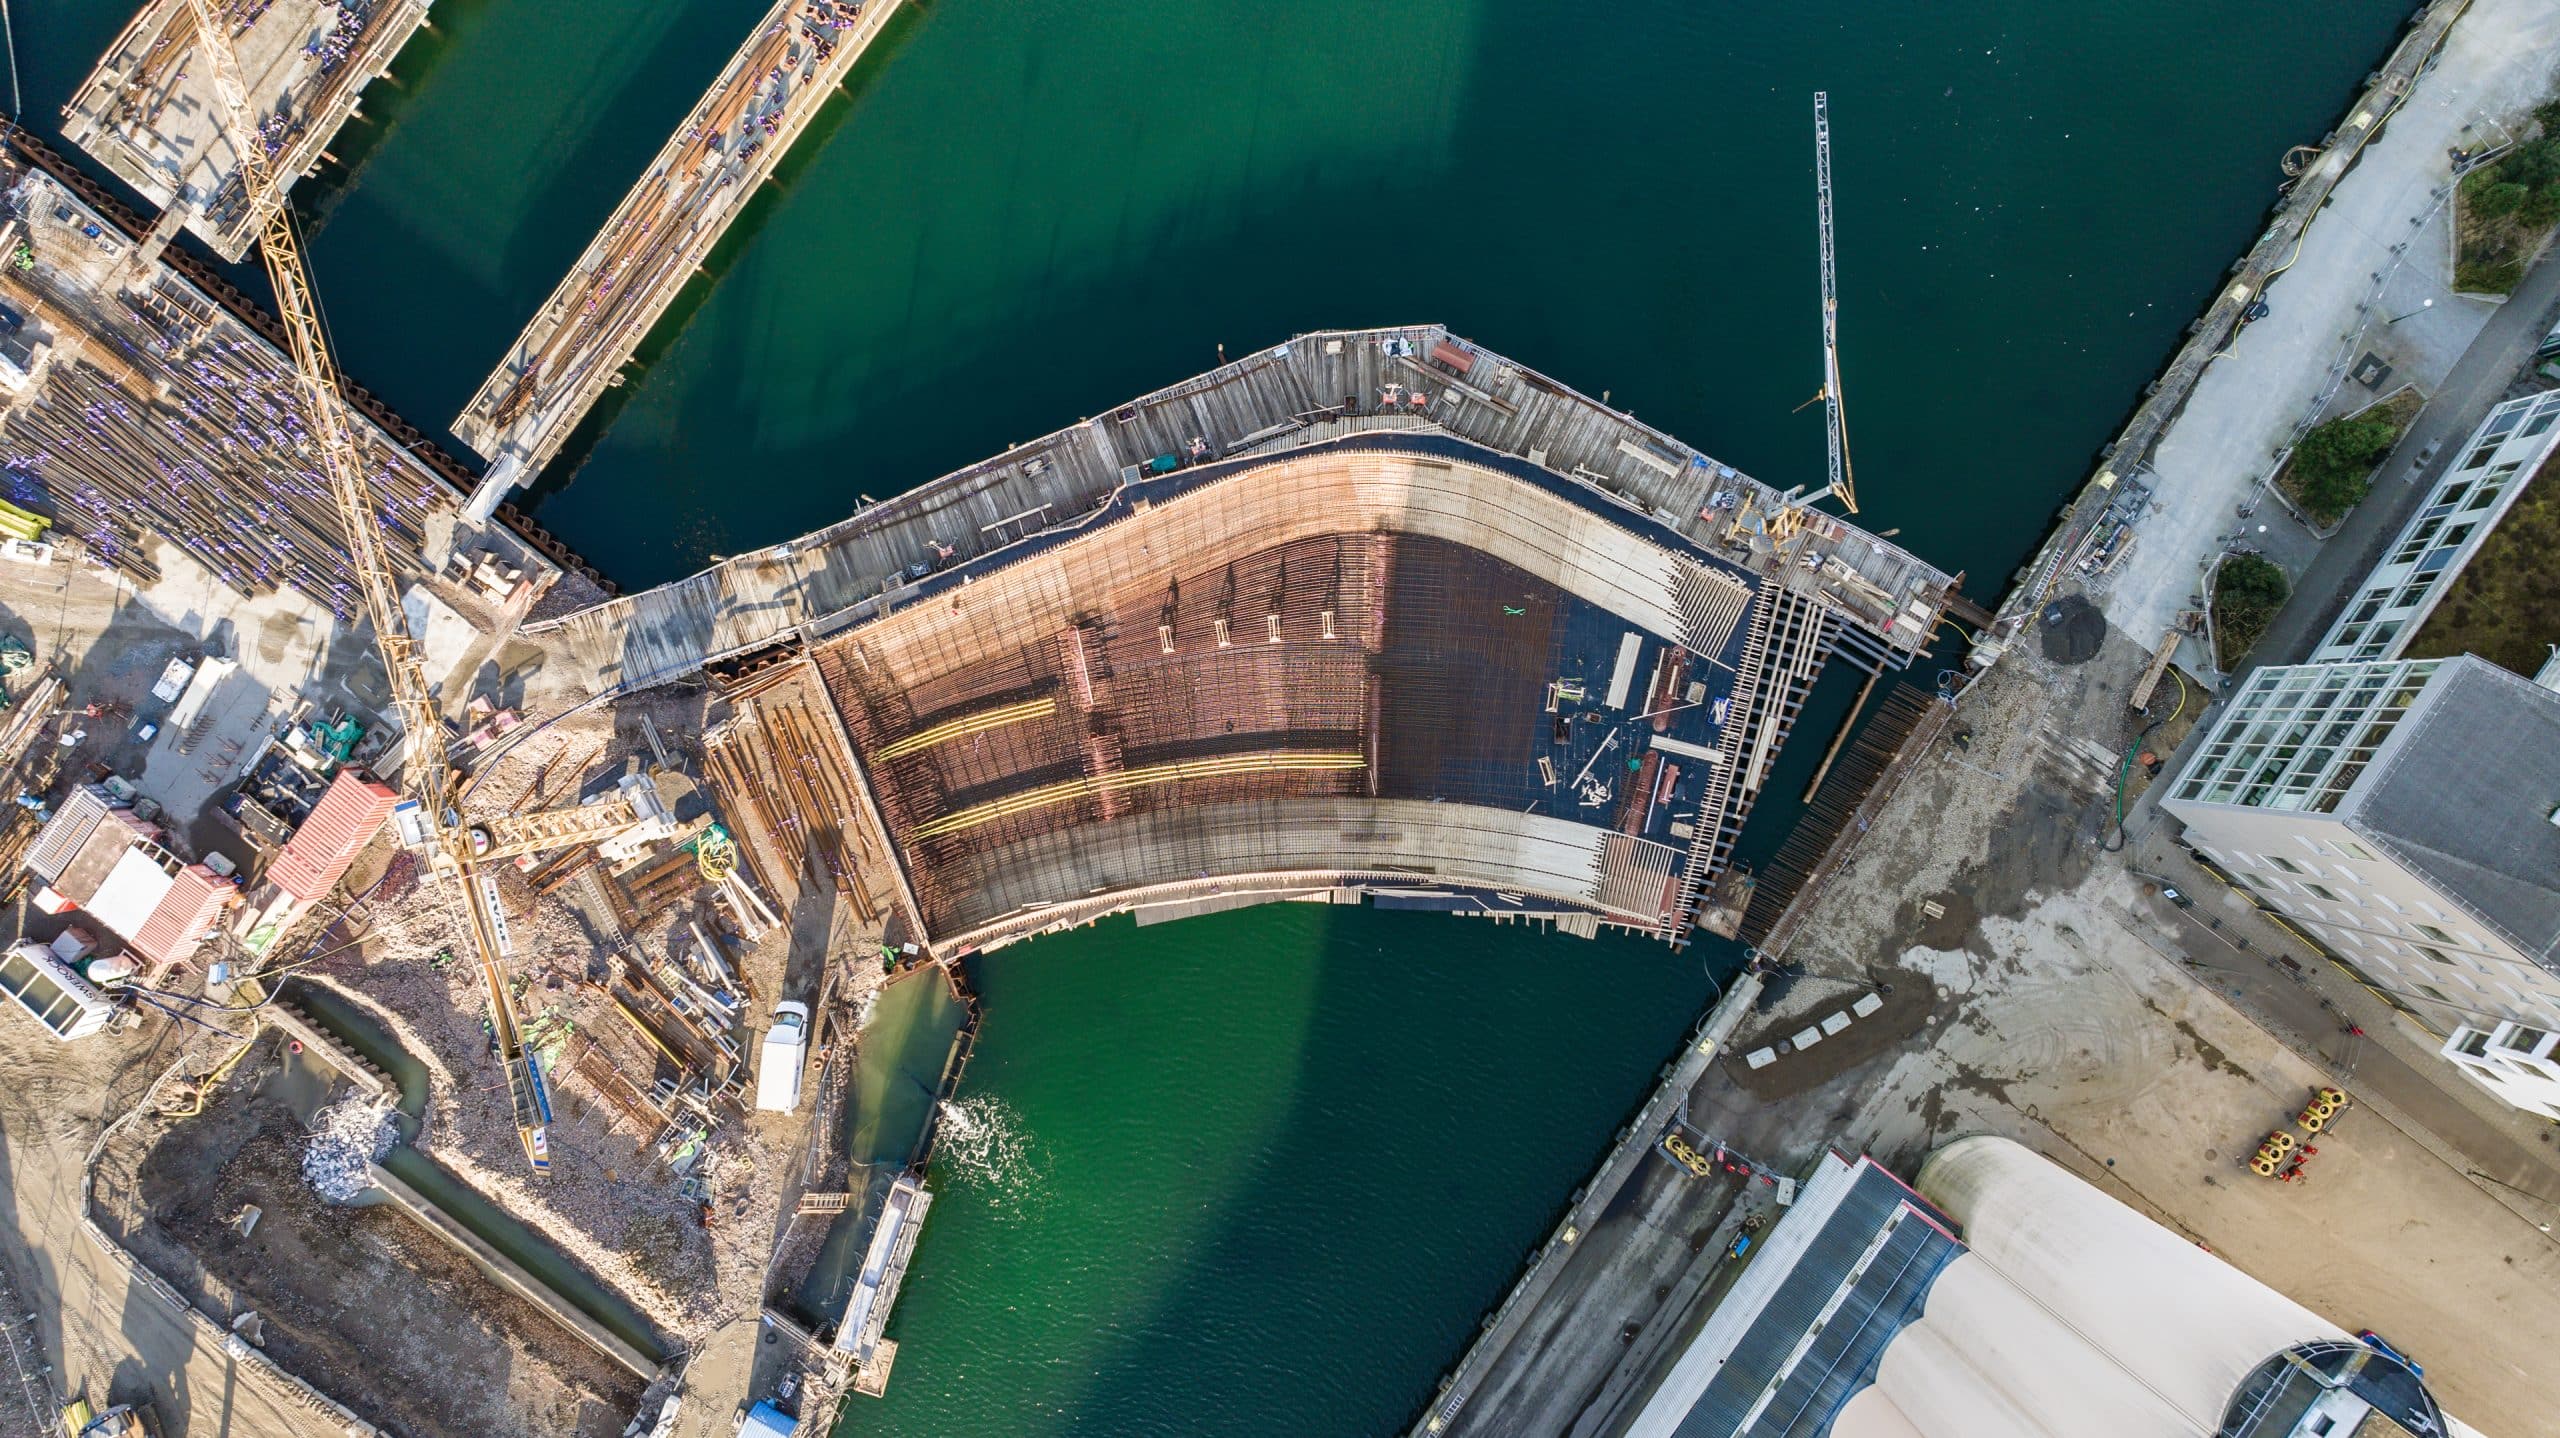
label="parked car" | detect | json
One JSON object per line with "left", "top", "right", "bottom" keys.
{"left": 756, "top": 1002, "right": 812, "bottom": 1113}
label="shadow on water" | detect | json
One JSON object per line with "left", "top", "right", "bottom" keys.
{"left": 521, "top": 0, "right": 935, "bottom": 505}
{"left": 789, "top": 963, "right": 970, "bottom": 1330}
{"left": 298, "top": 0, "right": 512, "bottom": 235}
{"left": 302, "top": 0, "right": 791, "bottom": 433}
{"left": 849, "top": 906, "right": 1711, "bottom": 1437}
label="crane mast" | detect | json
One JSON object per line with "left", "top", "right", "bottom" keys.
{"left": 1812, "top": 91, "right": 1858, "bottom": 515}
{"left": 181, "top": 0, "right": 558, "bottom": 1169}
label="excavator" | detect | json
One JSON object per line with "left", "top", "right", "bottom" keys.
{"left": 176, "top": 0, "right": 671, "bottom": 1170}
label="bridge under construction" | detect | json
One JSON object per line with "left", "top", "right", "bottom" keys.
{"left": 528, "top": 326, "right": 1960, "bottom": 953}
{"left": 61, "top": 0, "right": 431, "bottom": 263}
{"left": 452, "top": 0, "right": 904, "bottom": 519}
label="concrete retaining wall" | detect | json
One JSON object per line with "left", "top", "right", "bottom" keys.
{"left": 362, "top": 1160, "right": 658, "bottom": 1378}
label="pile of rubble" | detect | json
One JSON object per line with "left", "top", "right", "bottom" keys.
{"left": 301, "top": 1095, "right": 398, "bottom": 1203}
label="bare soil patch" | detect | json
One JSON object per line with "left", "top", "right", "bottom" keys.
{"left": 92, "top": 1036, "right": 647, "bottom": 1438}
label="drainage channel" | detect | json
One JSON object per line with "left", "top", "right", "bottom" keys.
{"left": 276, "top": 979, "right": 672, "bottom": 1366}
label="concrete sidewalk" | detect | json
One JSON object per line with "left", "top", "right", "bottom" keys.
{"left": 2101, "top": 0, "right": 2560, "bottom": 651}
{"left": 2126, "top": 834, "right": 2560, "bottom": 1213}
{"left": 2241, "top": 243, "right": 2560, "bottom": 673}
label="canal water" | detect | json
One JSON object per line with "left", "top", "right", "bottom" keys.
{"left": 1, "top": 0, "right": 2422, "bottom": 1431}
{"left": 790, "top": 964, "right": 970, "bottom": 1328}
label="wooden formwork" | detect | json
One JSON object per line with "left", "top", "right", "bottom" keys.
{"left": 702, "top": 671, "right": 880, "bottom": 921}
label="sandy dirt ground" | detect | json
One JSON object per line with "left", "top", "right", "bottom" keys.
{"left": 90, "top": 1034, "right": 645, "bottom": 1438}
{"left": 1725, "top": 619, "right": 2560, "bottom": 1435}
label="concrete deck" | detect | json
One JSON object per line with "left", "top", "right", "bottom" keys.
{"left": 61, "top": 0, "right": 432, "bottom": 262}
{"left": 525, "top": 326, "right": 1955, "bottom": 701}
{"left": 453, "top": 0, "right": 905, "bottom": 509}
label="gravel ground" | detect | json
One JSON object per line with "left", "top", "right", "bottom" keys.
{"left": 91, "top": 1036, "right": 647, "bottom": 1438}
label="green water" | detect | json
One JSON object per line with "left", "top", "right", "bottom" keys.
{"left": 792, "top": 965, "right": 969, "bottom": 1325}
{"left": 883, "top": 910, "right": 1714, "bottom": 1437}
{"left": 271, "top": 981, "right": 670, "bottom": 1361}
{"left": 0, "top": 0, "right": 2425, "bottom": 1429}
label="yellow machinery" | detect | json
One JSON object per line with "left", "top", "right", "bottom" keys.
{"left": 180, "top": 0, "right": 667, "bottom": 1170}
{"left": 63, "top": 1400, "right": 160, "bottom": 1437}
{"left": 1660, "top": 1131, "right": 1716, "bottom": 1179}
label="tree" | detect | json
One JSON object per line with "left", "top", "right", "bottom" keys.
{"left": 2216, "top": 554, "right": 2288, "bottom": 612}
{"left": 2290, "top": 413, "right": 2397, "bottom": 522}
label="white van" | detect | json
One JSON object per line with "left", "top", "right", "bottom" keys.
{"left": 756, "top": 1002, "right": 811, "bottom": 1113}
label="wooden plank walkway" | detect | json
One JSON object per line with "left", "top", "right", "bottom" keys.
{"left": 453, "top": 0, "right": 904, "bottom": 504}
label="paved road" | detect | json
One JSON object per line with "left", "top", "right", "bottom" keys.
{"left": 2124, "top": 834, "right": 2560, "bottom": 1218}
{"left": 2244, "top": 242, "right": 2560, "bottom": 671}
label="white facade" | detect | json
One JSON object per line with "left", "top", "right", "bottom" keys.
{"left": 0, "top": 940, "right": 112, "bottom": 1039}
{"left": 2166, "top": 658, "right": 2560, "bottom": 1112}
{"left": 2310, "top": 390, "right": 2560, "bottom": 664}
{"left": 2441, "top": 1023, "right": 2560, "bottom": 1121}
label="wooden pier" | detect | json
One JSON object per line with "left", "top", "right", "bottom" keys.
{"left": 452, "top": 0, "right": 903, "bottom": 515}
{"left": 61, "top": 0, "right": 432, "bottom": 262}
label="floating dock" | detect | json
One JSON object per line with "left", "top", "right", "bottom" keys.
{"left": 452, "top": 0, "right": 903, "bottom": 517}
{"left": 60, "top": 0, "right": 432, "bottom": 263}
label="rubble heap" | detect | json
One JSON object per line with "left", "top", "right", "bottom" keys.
{"left": 302, "top": 1096, "right": 399, "bottom": 1203}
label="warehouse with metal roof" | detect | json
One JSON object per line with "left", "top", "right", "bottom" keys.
{"left": 1620, "top": 1136, "right": 2482, "bottom": 1438}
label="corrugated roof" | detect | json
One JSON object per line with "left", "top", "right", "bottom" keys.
{"left": 267, "top": 770, "right": 397, "bottom": 903}
{"left": 1671, "top": 1159, "right": 1965, "bottom": 1438}
{"left": 24, "top": 785, "right": 114, "bottom": 883}
{"left": 50, "top": 810, "right": 163, "bottom": 907}
{"left": 129, "top": 864, "right": 238, "bottom": 966}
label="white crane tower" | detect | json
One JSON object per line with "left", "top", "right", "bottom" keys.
{"left": 1809, "top": 91, "right": 1858, "bottom": 515}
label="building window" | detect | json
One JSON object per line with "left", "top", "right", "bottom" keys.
{"left": 2303, "top": 883, "right": 2340, "bottom": 902}
{"left": 2269, "top": 856, "right": 2306, "bottom": 875}
{"left": 2415, "top": 923, "right": 2458, "bottom": 945}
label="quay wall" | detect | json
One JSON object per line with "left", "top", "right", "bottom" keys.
{"left": 1979, "top": 0, "right": 2470, "bottom": 644}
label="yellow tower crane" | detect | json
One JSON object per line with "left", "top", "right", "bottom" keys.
{"left": 178, "top": 0, "right": 668, "bottom": 1170}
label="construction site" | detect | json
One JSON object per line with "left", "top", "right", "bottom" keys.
{"left": 60, "top": 0, "right": 431, "bottom": 263}
{"left": 452, "top": 0, "right": 905, "bottom": 519}
{"left": 0, "top": 0, "right": 2208, "bottom": 1420}
{"left": 0, "top": 0, "right": 943, "bottom": 1427}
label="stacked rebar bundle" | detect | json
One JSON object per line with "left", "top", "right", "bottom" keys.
{"left": 702, "top": 685, "right": 869, "bottom": 910}
{"left": 0, "top": 309, "right": 445, "bottom": 615}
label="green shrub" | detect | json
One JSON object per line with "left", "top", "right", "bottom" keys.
{"left": 2213, "top": 555, "right": 2291, "bottom": 666}
{"left": 2289, "top": 413, "right": 2398, "bottom": 523}
{"left": 2474, "top": 180, "right": 2530, "bottom": 218}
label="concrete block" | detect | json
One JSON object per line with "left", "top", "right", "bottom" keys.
{"left": 1852, "top": 992, "right": 1885, "bottom": 1018}
{"left": 1820, "top": 1011, "right": 1853, "bottom": 1036}
{"left": 1745, "top": 1047, "right": 1778, "bottom": 1070}
{"left": 1789, "top": 1026, "right": 1824, "bottom": 1049}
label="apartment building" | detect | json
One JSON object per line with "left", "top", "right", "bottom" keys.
{"left": 2308, "top": 388, "right": 2560, "bottom": 665}
{"left": 2163, "top": 655, "right": 2560, "bottom": 1117}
